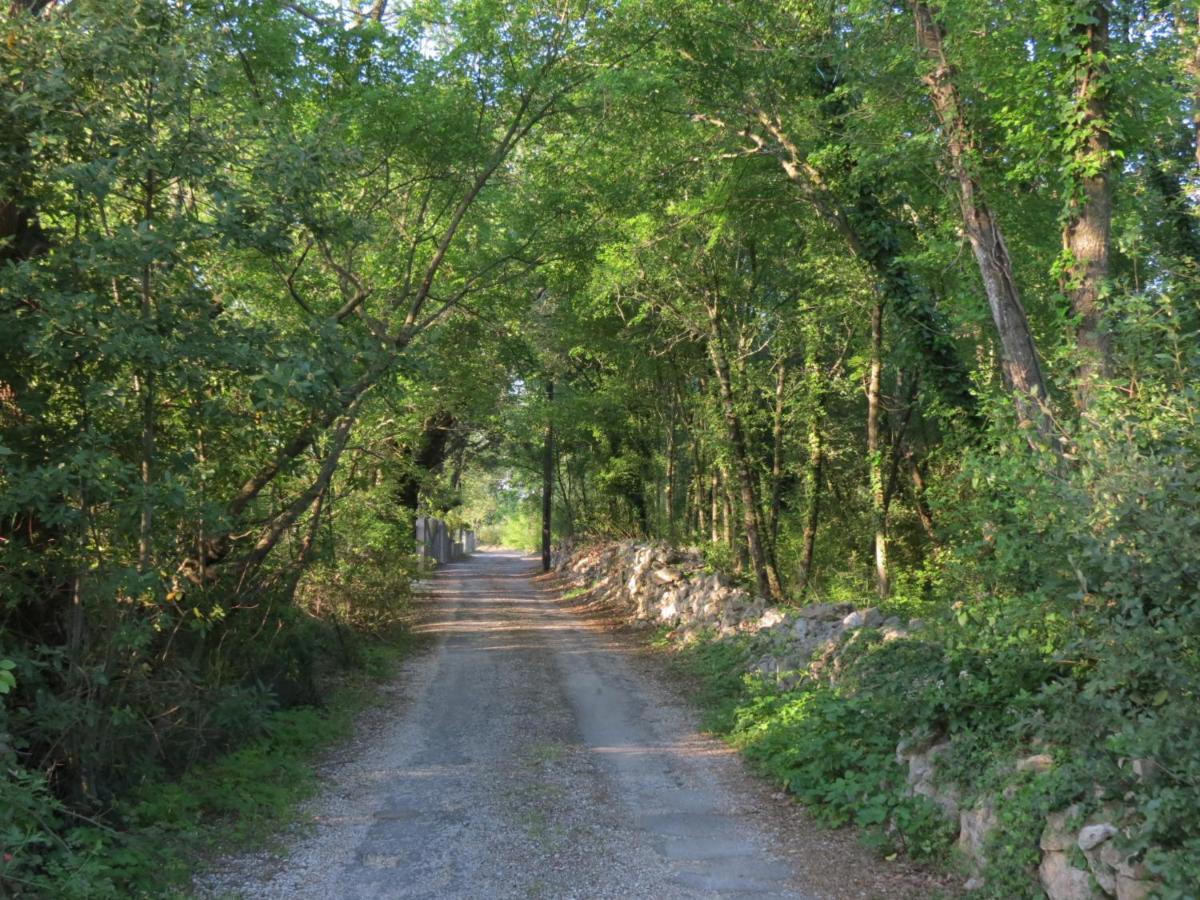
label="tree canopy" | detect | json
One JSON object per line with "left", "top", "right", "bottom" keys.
{"left": 2, "top": 0, "right": 1199, "bottom": 894}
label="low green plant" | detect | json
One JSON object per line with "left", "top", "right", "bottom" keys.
{"left": 0, "top": 635, "right": 411, "bottom": 898}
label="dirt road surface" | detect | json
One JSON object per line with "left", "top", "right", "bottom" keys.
{"left": 196, "top": 550, "right": 943, "bottom": 899}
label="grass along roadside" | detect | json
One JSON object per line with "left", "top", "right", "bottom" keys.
{"left": 658, "top": 631, "right": 962, "bottom": 874}
{"left": 4, "top": 629, "right": 426, "bottom": 899}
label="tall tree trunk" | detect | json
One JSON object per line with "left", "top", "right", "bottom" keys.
{"left": 705, "top": 303, "right": 784, "bottom": 602}
{"left": 767, "top": 360, "right": 787, "bottom": 552}
{"left": 665, "top": 411, "right": 677, "bottom": 541}
{"left": 867, "top": 296, "right": 890, "bottom": 599}
{"left": 720, "top": 465, "right": 736, "bottom": 559}
{"left": 797, "top": 412, "right": 822, "bottom": 601}
{"left": 725, "top": 474, "right": 749, "bottom": 574}
{"left": 710, "top": 469, "right": 721, "bottom": 544}
{"left": 1062, "top": 0, "right": 1113, "bottom": 408}
{"left": 912, "top": 1, "right": 1058, "bottom": 445}
{"left": 137, "top": 171, "right": 157, "bottom": 574}
{"left": 541, "top": 380, "right": 554, "bottom": 572}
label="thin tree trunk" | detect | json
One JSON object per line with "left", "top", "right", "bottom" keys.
{"left": 720, "top": 465, "right": 746, "bottom": 572}
{"left": 284, "top": 487, "right": 327, "bottom": 607}
{"left": 720, "top": 465, "right": 734, "bottom": 550}
{"left": 137, "top": 171, "right": 156, "bottom": 574}
{"left": 867, "top": 296, "right": 890, "bottom": 600}
{"left": 1062, "top": 0, "right": 1113, "bottom": 408}
{"left": 665, "top": 414, "right": 677, "bottom": 541}
{"left": 711, "top": 469, "right": 721, "bottom": 545}
{"left": 797, "top": 413, "right": 822, "bottom": 601}
{"left": 912, "top": 1, "right": 1057, "bottom": 445}
{"left": 541, "top": 380, "right": 554, "bottom": 571}
{"left": 906, "top": 451, "right": 938, "bottom": 544}
{"left": 554, "top": 443, "right": 575, "bottom": 538}
{"left": 705, "top": 304, "right": 784, "bottom": 602}
{"left": 768, "top": 360, "right": 787, "bottom": 552}
{"left": 236, "top": 396, "right": 363, "bottom": 582}
{"left": 186, "top": 81, "right": 551, "bottom": 583}
{"left": 750, "top": 112, "right": 977, "bottom": 422}
{"left": 135, "top": 371, "right": 155, "bottom": 573}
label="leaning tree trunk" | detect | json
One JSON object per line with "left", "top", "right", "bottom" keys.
{"left": 752, "top": 112, "right": 977, "bottom": 424}
{"left": 912, "top": 1, "right": 1058, "bottom": 447}
{"left": 235, "top": 396, "right": 364, "bottom": 583}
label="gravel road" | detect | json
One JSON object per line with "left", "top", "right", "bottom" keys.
{"left": 196, "top": 550, "right": 942, "bottom": 899}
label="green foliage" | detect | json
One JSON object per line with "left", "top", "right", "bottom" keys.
{"left": 5, "top": 0, "right": 1200, "bottom": 893}
{"left": 673, "top": 411, "right": 1200, "bottom": 888}
{"left": 0, "top": 676, "right": 397, "bottom": 898}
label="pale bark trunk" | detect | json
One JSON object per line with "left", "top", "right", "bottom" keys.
{"left": 912, "top": 1, "right": 1057, "bottom": 445}
{"left": 1062, "top": 1, "right": 1113, "bottom": 408}
{"left": 720, "top": 465, "right": 738, "bottom": 566}
{"left": 867, "top": 296, "right": 890, "bottom": 600}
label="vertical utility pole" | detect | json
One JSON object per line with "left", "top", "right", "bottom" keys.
{"left": 541, "top": 379, "right": 554, "bottom": 571}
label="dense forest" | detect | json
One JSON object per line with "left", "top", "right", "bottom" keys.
{"left": 2, "top": 0, "right": 1198, "bottom": 895}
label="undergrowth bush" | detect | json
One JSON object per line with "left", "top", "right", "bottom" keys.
{"left": 674, "top": 408, "right": 1200, "bottom": 895}
{"left": 0, "top": 643, "right": 407, "bottom": 898}
{"left": 0, "top": 533, "right": 418, "bottom": 897}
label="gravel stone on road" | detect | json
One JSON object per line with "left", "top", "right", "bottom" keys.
{"left": 195, "top": 550, "right": 945, "bottom": 899}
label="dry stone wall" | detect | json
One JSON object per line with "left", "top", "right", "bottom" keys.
{"left": 552, "top": 539, "right": 916, "bottom": 685}
{"left": 553, "top": 540, "right": 1162, "bottom": 900}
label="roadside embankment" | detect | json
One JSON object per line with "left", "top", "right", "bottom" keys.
{"left": 553, "top": 540, "right": 1172, "bottom": 900}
